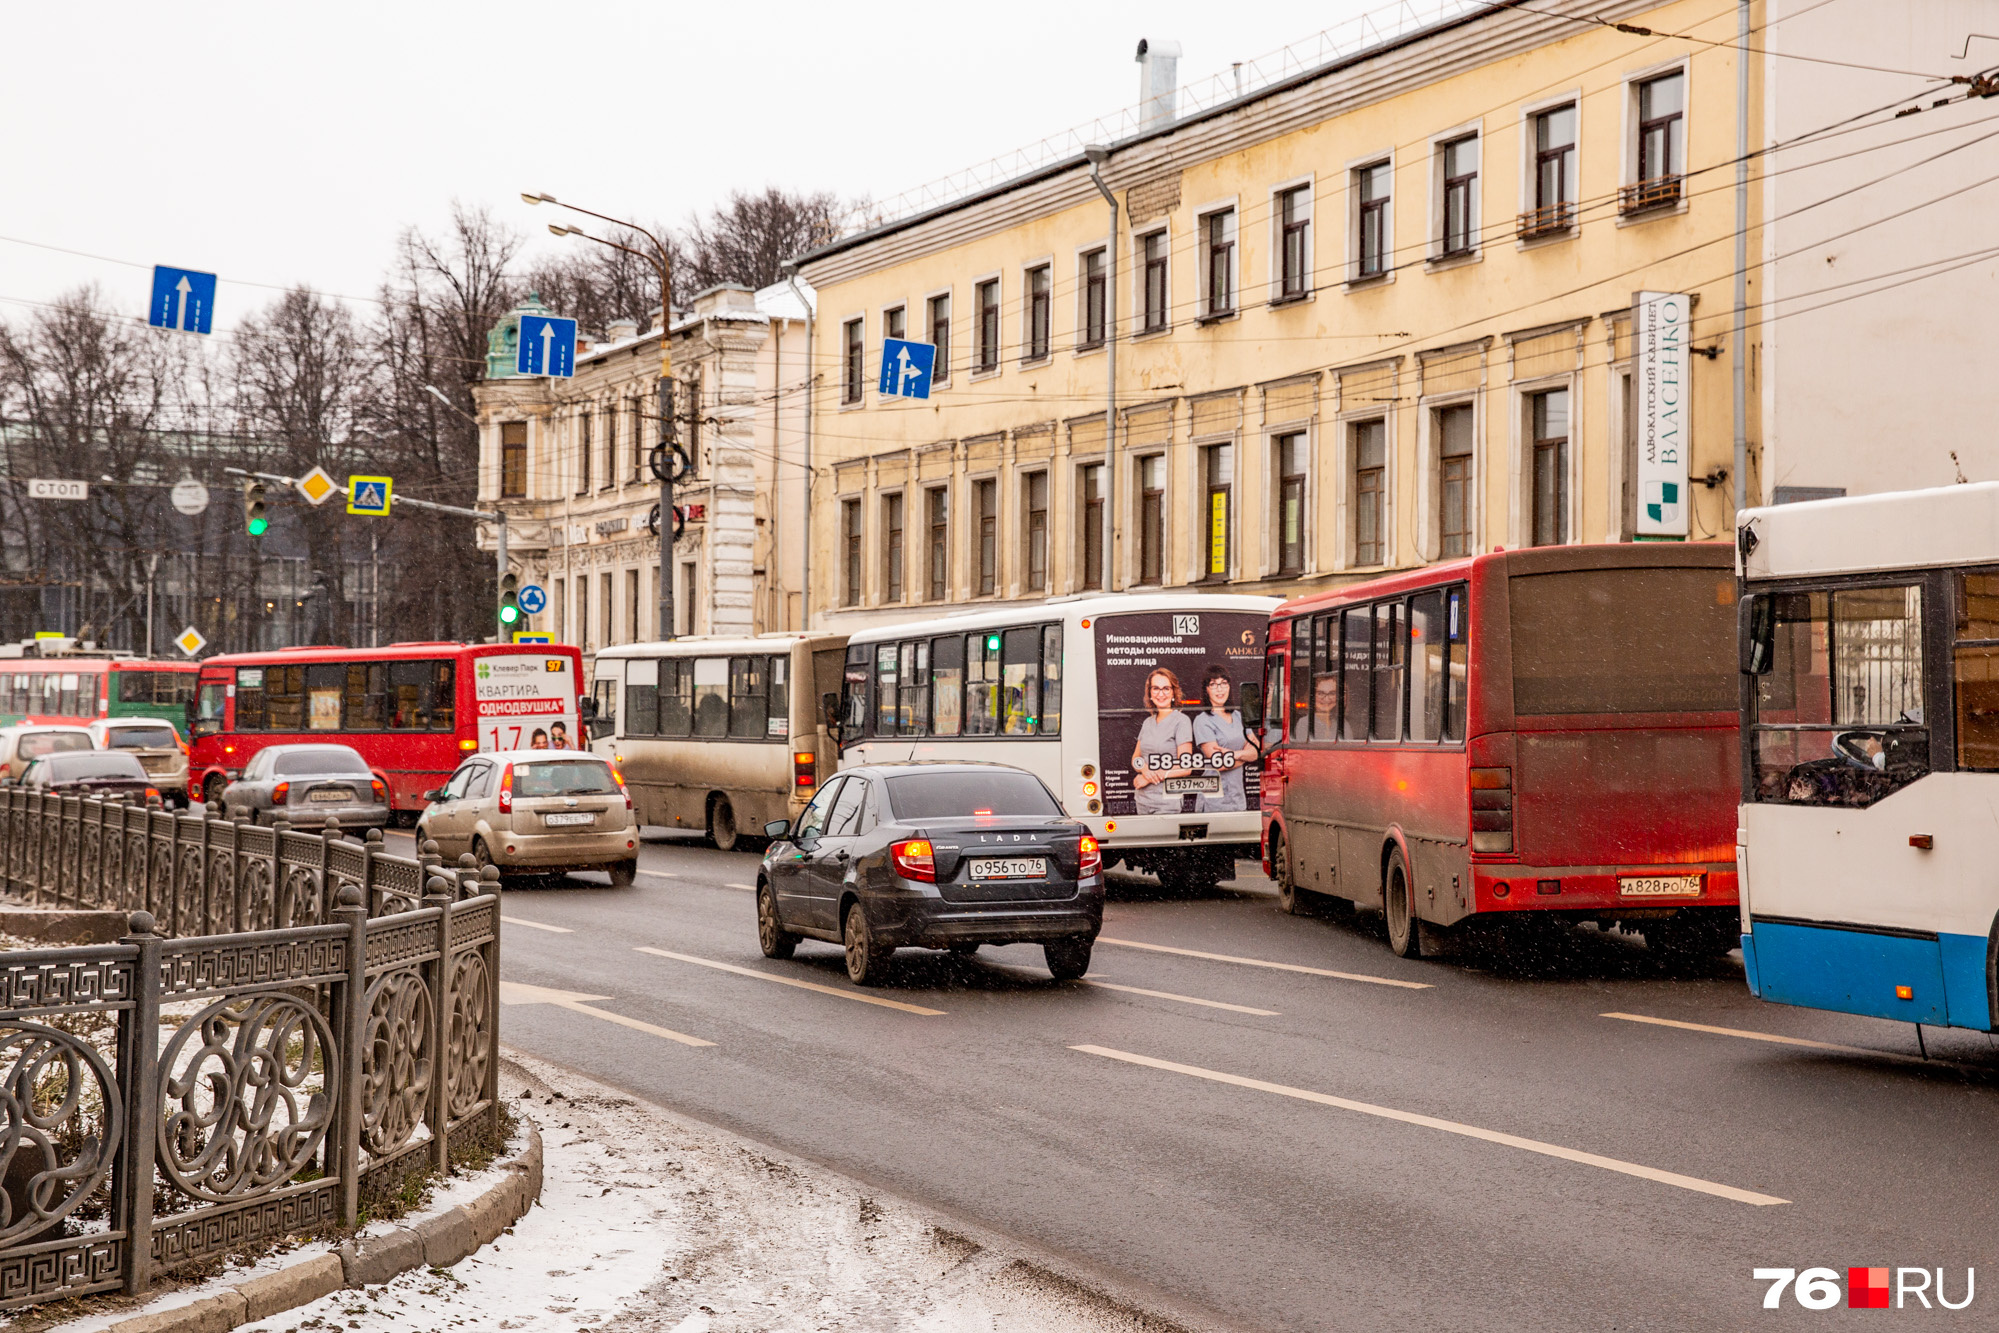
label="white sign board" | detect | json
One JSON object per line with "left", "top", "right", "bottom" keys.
{"left": 1634, "top": 290, "right": 1690, "bottom": 538}
{"left": 471, "top": 653, "right": 578, "bottom": 752}
{"left": 170, "top": 479, "right": 210, "bottom": 516}
{"left": 28, "top": 479, "right": 88, "bottom": 501}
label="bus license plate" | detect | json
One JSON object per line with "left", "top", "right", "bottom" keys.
{"left": 1619, "top": 875, "right": 1702, "bottom": 897}
{"left": 309, "top": 788, "right": 353, "bottom": 803}
{"left": 968, "top": 856, "right": 1045, "bottom": 880}
{"left": 543, "top": 812, "right": 595, "bottom": 827}
{"left": 1162, "top": 775, "right": 1221, "bottom": 795}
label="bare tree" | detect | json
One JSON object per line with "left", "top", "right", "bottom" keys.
{"left": 679, "top": 188, "right": 846, "bottom": 294}
{"left": 521, "top": 225, "right": 677, "bottom": 337}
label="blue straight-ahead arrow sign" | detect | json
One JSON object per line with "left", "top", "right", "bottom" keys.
{"left": 149, "top": 266, "right": 217, "bottom": 335}
{"left": 878, "top": 337, "right": 935, "bottom": 400}
{"left": 517, "top": 314, "right": 578, "bottom": 378}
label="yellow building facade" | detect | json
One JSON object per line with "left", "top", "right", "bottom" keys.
{"left": 796, "top": 0, "right": 1760, "bottom": 629}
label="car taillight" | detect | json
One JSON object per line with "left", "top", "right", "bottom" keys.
{"left": 1078, "top": 834, "right": 1102, "bottom": 879}
{"left": 498, "top": 765, "right": 513, "bottom": 814}
{"left": 611, "top": 766, "right": 631, "bottom": 809}
{"left": 371, "top": 778, "right": 386, "bottom": 801}
{"left": 890, "top": 838, "right": 936, "bottom": 883}
{"left": 145, "top": 787, "right": 160, "bottom": 803}
{"left": 1470, "top": 767, "right": 1513, "bottom": 854}
{"left": 272, "top": 781, "right": 290, "bottom": 804}
{"left": 794, "top": 750, "right": 816, "bottom": 789}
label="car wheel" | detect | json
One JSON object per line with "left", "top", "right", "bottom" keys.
{"left": 843, "top": 900, "right": 892, "bottom": 986}
{"left": 472, "top": 837, "right": 504, "bottom": 887}
{"left": 1384, "top": 847, "right": 1423, "bottom": 960}
{"left": 1044, "top": 936, "right": 1093, "bottom": 981}
{"left": 1272, "top": 831, "right": 1310, "bottom": 916}
{"left": 707, "top": 796, "right": 739, "bottom": 853}
{"left": 757, "top": 882, "right": 798, "bottom": 960}
{"left": 607, "top": 858, "right": 638, "bottom": 888}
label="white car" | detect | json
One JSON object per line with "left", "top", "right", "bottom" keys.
{"left": 416, "top": 749, "right": 639, "bottom": 884}
{"left": 89, "top": 718, "right": 189, "bottom": 805}
{"left": 0, "top": 723, "right": 95, "bottom": 784}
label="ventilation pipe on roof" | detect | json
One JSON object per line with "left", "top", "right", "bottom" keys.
{"left": 1136, "top": 38, "right": 1181, "bottom": 130}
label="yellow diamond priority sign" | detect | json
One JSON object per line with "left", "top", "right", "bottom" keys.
{"left": 296, "top": 465, "right": 338, "bottom": 506}
{"left": 346, "top": 475, "right": 392, "bottom": 516}
{"left": 173, "top": 625, "right": 207, "bottom": 658}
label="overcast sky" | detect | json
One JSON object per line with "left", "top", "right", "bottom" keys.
{"left": 3, "top": 0, "right": 1388, "bottom": 334}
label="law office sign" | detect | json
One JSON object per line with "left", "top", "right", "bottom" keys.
{"left": 1634, "top": 290, "right": 1689, "bottom": 538}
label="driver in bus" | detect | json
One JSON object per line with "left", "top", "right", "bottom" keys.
{"left": 1193, "top": 664, "right": 1258, "bottom": 813}
{"left": 1130, "top": 667, "right": 1194, "bottom": 815}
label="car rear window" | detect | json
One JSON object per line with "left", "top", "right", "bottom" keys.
{"left": 1508, "top": 567, "right": 1737, "bottom": 715}
{"left": 46, "top": 752, "right": 147, "bottom": 781}
{"left": 274, "top": 748, "right": 370, "bottom": 776}
{"left": 512, "top": 760, "right": 619, "bottom": 797}
{"left": 884, "top": 772, "right": 1062, "bottom": 820}
{"left": 103, "top": 726, "right": 178, "bottom": 750}
{"left": 20, "top": 731, "right": 92, "bottom": 759}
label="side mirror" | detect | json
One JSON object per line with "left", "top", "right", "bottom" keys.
{"left": 1240, "top": 681, "right": 1263, "bottom": 729}
{"left": 763, "top": 819, "right": 792, "bottom": 840}
{"left": 1740, "top": 592, "right": 1774, "bottom": 675}
{"left": 578, "top": 696, "right": 599, "bottom": 722}
{"left": 422, "top": 788, "right": 442, "bottom": 802}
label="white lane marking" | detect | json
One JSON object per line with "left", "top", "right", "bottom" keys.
{"left": 501, "top": 915, "right": 574, "bottom": 934}
{"left": 498, "top": 980, "right": 713, "bottom": 1047}
{"left": 1082, "top": 980, "right": 1279, "bottom": 1016}
{"left": 634, "top": 946, "right": 946, "bottom": 1015}
{"left": 1602, "top": 1012, "right": 1880, "bottom": 1057}
{"left": 1097, "top": 937, "right": 1432, "bottom": 990}
{"left": 637, "top": 869, "right": 678, "bottom": 880}
{"left": 724, "top": 882, "right": 756, "bottom": 892}
{"left": 1072, "top": 1044, "right": 1788, "bottom": 1208}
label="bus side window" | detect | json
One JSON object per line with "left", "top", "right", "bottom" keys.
{"left": 767, "top": 656, "right": 789, "bottom": 739}
{"left": 236, "top": 669, "right": 268, "bottom": 730}
{"left": 874, "top": 644, "right": 899, "bottom": 737}
{"left": 1263, "top": 645, "right": 1287, "bottom": 750}
{"left": 193, "top": 679, "right": 227, "bottom": 737}
{"left": 1956, "top": 571, "right": 1999, "bottom": 769}
{"left": 1340, "top": 608, "right": 1372, "bottom": 740}
{"left": 1445, "top": 586, "right": 1468, "bottom": 741}
{"left": 430, "top": 662, "right": 456, "bottom": 731}
{"left": 1312, "top": 615, "right": 1339, "bottom": 743}
{"left": 930, "top": 636, "right": 964, "bottom": 736}
{"left": 1288, "top": 622, "right": 1309, "bottom": 744}
{"left": 898, "top": 642, "right": 930, "bottom": 737}
{"left": 1001, "top": 627, "right": 1042, "bottom": 736}
{"left": 965, "top": 634, "right": 999, "bottom": 736}
{"left": 1039, "top": 624, "right": 1062, "bottom": 735}
{"left": 626, "top": 658, "right": 659, "bottom": 737}
{"left": 729, "top": 657, "right": 766, "bottom": 739}
{"left": 267, "top": 666, "right": 305, "bottom": 732}
{"left": 58, "top": 673, "right": 78, "bottom": 718}
{"left": 1408, "top": 591, "right": 1445, "bottom": 743}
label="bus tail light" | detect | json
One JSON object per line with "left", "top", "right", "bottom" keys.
{"left": 497, "top": 766, "right": 513, "bottom": 814}
{"left": 794, "top": 751, "right": 816, "bottom": 789}
{"left": 890, "top": 838, "right": 936, "bottom": 883}
{"left": 272, "top": 782, "right": 290, "bottom": 805}
{"left": 1078, "top": 835, "right": 1102, "bottom": 879}
{"left": 459, "top": 738, "right": 477, "bottom": 752}
{"left": 1469, "top": 767, "right": 1513, "bottom": 854}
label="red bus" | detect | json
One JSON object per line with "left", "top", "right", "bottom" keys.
{"left": 1259, "top": 544, "right": 1739, "bottom": 961}
{"left": 188, "top": 642, "right": 584, "bottom": 820}
{"left": 0, "top": 654, "right": 199, "bottom": 733}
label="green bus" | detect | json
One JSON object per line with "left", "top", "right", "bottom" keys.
{"left": 0, "top": 656, "right": 200, "bottom": 736}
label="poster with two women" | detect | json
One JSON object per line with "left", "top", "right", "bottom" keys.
{"left": 1095, "top": 611, "right": 1268, "bottom": 817}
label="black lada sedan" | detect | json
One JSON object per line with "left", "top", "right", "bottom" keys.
{"left": 758, "top": 761, "right": 1104, "bottom": 985}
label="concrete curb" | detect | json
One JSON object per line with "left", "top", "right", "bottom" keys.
{"left": 101, "top": 1124, "right": 543, "bottom": 1333}
{"left": 0, "top": 907, "right": 131, "bottom": 945}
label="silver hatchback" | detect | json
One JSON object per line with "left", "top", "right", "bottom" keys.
{"left": 416, "top": 749, "right": 638, "bottom": 884}
{"left": 220, "top": 744, "right": 390, "bottom": 829}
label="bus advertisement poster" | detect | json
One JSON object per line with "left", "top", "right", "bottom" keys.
{"left": 1094, "top": 611, "right": 1267, "bottom": 817}
{"left": 472, "top": 653, "right": 579, "bottom": 751}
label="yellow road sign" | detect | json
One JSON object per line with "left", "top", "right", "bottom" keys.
{"left": 296, "top": 466, "right": 338, "bottom": 506}
{"left": 174, "top": 626, "right": 207, "bottom": 657}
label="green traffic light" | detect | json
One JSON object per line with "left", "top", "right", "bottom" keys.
{"left": 246, "top": 515, "right": 268, "bottom": 537}
{"left": 499, "top": 604, "right": 520, "bottom": 625}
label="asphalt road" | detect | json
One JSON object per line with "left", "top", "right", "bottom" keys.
{"left": 393, "top": 828, "right": 1999, "bottom": 1331}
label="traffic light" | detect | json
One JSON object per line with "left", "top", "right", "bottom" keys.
{"left": 243, "top": 480, "right": 268, "bottom": 537}
{"left": 498, "top": 572, "right": 521, "bottom": 627}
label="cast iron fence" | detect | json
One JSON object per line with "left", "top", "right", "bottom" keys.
{"left": 0, "top": 794, "right": 500, "bottom": 1310}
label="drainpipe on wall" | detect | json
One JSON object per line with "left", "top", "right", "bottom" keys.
{"left": 1733, "top": 0, "right": 1750, "bottom": 515}
{"left": 1085, "top": 146, "right": 1120, "bottom": 593}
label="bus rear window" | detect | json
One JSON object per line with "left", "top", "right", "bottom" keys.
{"left": 1509, "top": 568, "right": 1735, "bottom": 714}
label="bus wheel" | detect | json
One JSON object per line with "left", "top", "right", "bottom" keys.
{"left": 707, "top": 796, "right": 739, "bottom": 853}
{"left": 1272, "top": 832, "right": 1310, "bottom": 915}
{"left": 1384, "top": 849, "right": 1424, "bottom": 959}
{"left": 203, "top": 774, "right": 226, "bottom": 808}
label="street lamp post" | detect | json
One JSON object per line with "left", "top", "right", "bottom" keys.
{"left": 1084, "top": 146, "right": 1120, "bottom": 593}
{"left": 524, "top": 192, "right": 679, "bottom": 641}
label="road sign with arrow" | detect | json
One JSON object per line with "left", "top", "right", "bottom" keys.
{"left": 148, "top": 266, "right": 217, "bottom": 336}
{"left": 516, "top": 314, "right": 577, "bottom": 377}
{"left": 877, "top": 337, "right": 935, "bottom": 400}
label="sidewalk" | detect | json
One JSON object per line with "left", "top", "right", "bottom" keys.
{"left": 237, "top": 1050, "right": 1184, "bottom": 1333}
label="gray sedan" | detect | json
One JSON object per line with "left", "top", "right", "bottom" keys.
{"left": 220, "top": 744, "right": 389, "bottom": 829}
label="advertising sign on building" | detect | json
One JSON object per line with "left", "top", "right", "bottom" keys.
{"left": 1634, "top": 290, "right": 1690, "bottom": 538}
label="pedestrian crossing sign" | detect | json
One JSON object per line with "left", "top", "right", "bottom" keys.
{"left": 347, "top": 475, "right": 392, "bottom": 516}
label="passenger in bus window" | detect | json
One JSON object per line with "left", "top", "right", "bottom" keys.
{"left": 530, "top": 728, "right": 549, "bottom": 750}
{"left": 1311, "top": 672, "right": 1338, "bottom": 737}
{"left": 1130, "top": 668, "right": 1193, "bottom": 814}
{"left": 1193, "top": 664, "right": 1256, "bottom": 813}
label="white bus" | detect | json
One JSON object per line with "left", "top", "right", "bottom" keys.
{"left": 838, "top": 593, "right": 1281, "bottom": 892}
{"left": 1736, "top": 482, "right": 1999, "bottom": 1032}
{"left": 588, "top": 633, "right": 850, "bottom": 850}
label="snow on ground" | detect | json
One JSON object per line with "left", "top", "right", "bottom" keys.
{"left": 242, "top": 1050, "right": 1177, "bottom": 1333}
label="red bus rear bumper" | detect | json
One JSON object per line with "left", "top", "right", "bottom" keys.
{"left": 1472, "top": 864, "right": 1737, "bottom": 913}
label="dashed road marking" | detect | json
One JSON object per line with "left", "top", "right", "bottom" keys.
{"left": 1096, "top": 937, "right": 1432, "bottom": 989}
{"left": 499, "top": 980, "right": 713, "bottom": 1047}
{"left": 1072, "top": 1044, "right": 1787, "bottom": 1207}
{"left": 637, "top": 869, "right": 678, "bottom": 880}
{"left": 501, "top": 915, "right": 574, "bottom": 934}
{"left": 1082, "top": 980, "right": 1279, "bottom": 1016}
{"left": 1603, "top": 1011, "right": 1877, "bottom": 1056}
{"left": 724, "top": 882, "right": 756, "bottom": 892}
{"left": 634, "top": 946, "right": 946, "bottom": 1015}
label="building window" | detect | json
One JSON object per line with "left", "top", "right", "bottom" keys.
{"left": 1524, "top": 104, "right": 1577, "bottom": 237}
{"left": 626, "top": 568, "right": 639, "bottom": 642}
{"left": 1139, "top": 454, "right": 1165, "bottom": 584}
{"left": 501, "top": 422, "right": 526, "bottom": 498}
{"left": 928, "top": 293, "right": 951, "bottom": 385}
{"left": 575, "top": 411, "right": 591, "bottom": 494}
{"left": 882, "top": 492, "right": 904, "bottom": 602}
{"left": 1024, "top": 265, "right": 1051, "bottom": 361}
{"left": 884, "top": 305, "right": 905, "bottom": 343}
{"left": 1080, "top": 249, "right": 1107, "bottom": 348}
{"left": 1277, "top": 432, "right": 1307, "bottom": 574}
{"left": 1354, "top": 419, "right": 1387, "bottom": 566}
{"left": 842, "top": 498, "right": 863, "bottom": 605}
{"left": 628, "top": 396, "right": 644, "bottom": 483}
{"left": 554, "top": 578, "right": 565, "bottom": 643}
{"left": 1277, "top": 185, "right": 1311, "bottom": 299}
{"left": 927, "top": 486, "right": 949, "bottom": 600}
{"left": 1436, "top": 404, "right": 1474, "bottom": 558}
{"left": 842, "top": 318, "right": 864, "bottom": 404}
{"left": 1440, "top": 135, "right": 1478, "bottom": 256}
{"left": 600, "top": 571, "right": 614, "bottom": 647}
{"left": 976, "top": 279, "right": 1000, "bottom": 372}
{"left": 1355, "top": 162, "right": 1391, "bottom": 279}
{"left": 1202, "top": 443, "right": 1232, "bottom": 580}
{"left": 1023, "top": 472, "right": 1049, "bottom": 592}
{"left": 1202, "top": 209, "right": 1235, "bottom": 316}
{"left": 975, "top": 479, "right": 998, "bottom": 595}
{"left": 679, "top": 561, "right": 696, "bottom": 635}
{"left": 1080, "top": 463, "right": 1105, "bottom": 591}
{"left": 1530, "top": 388, "right": 1570, "bottom": 546}
{"left": 577, "top": 574, "right": 590, "bottom": 650}
{"left": 1141, "top": 231, "right": 1168, "bottom": 332}
{"left": 598, "top": 403, "right": 615, "bottom": 490}
{"left": 1626, "top": 72, "right": 1686, "bottom": 212}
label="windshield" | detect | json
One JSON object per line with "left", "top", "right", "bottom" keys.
{"left": 1508, "top": 567, "right": 1736, "bottom": 714}
{"left": 46, "top": 753, "right": 147, "bottom": 782}
{"left": 885, "top": 771, "right": 1063, "bottom": 820}
{"left": 103, "top": 725, "right": 178, "bottom": 750}
{"left": 19, "top": 731, "right": 92, "bottom": 760}
{"left": 274, "top": 747, "right": 369, "bottom": 776}
{"left": 512, "top": 760, "right": 619, "bottom": 797}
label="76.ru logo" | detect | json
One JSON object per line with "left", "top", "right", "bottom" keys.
{"left": 1754, "top": 1268, "right": 1975, "bottom": 1310}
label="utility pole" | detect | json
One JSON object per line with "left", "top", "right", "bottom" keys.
{"left": 1086, "top": 146, "right": 1120, "bottom": 592}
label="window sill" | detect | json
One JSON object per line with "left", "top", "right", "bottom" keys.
{"left": 1425, "top": 249, "right": 1481, "bottom": 273}
{"left": 1073, "top": 341, "right": 1106, "bottom": 358}
{"left": 1132, "top": 325, "right": 1174, "bottom": 342}
{"left": 1018, "top": 354, "right": 1053, "bottom": 369}
{"left": 1345, "top": 272, "right": 1392, "bottom": 292}
{"left": 1267, "top": 291, "right": 1315, "bottom": 309}
{"left": 1515, "top": 227, "right": 1577, "bottom": 252}
{"left": 970, "top": 366, "right": 1002, "bottom": 382}
{"left": 1614, "top": 198, "right": 1689, "bottom": 228}
{"left": 1195, "top": 309, "right": 1238, "bottom": 326}
{"left": 838, "top": 397, "right": 866, "bottom": 411}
